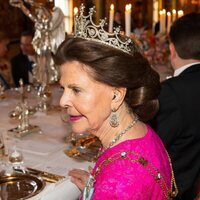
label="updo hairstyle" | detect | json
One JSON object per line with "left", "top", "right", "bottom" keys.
{"left": 55, "top": 36, "right": 160, "bottom": 122}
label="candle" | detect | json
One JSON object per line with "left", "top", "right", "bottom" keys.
{"left": 73, "top": 7, "right": 78, "bottom": 34}
{"left": 162, "top": 9, "right": 166, "bottom": 33}
{"left": 74, "top": 7, "right": 78, "bottom": 16}
{"left": 159, "top": 9, "right": 166, "bottom": 33}
{"left": 108, "top": 4, "right": 114, "bottom": 33}
{"left": 167, "top": 12, "right": 171, "bottom": 33}
{"left": 159, "top": 10, "right": 163, "bottom": 33}
{"left": 172, "top": 9, "right": 176, "bottom": 22}
{"left": 178, "top": 10, "right": 184, "bottom": 18}
{"left": 125, "top": 4, "right": 132, "bottom": 36}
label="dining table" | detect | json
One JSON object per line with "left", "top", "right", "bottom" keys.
{"left": 0, "top": 85, "right": 92, "bottom": 200}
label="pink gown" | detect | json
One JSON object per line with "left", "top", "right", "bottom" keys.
{"left": 88, "top": 125, "right": 172, "bottom": 200}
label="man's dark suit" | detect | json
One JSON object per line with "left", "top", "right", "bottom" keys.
{"left": 11, "top": 53, "right": 33, "bottom": 87}
{"left": 152, "top": 63, "right": 200, "bottom": 199}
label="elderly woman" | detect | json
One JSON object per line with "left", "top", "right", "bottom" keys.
{"left": 55, "top": 5, "right": 177, "bottom": 200}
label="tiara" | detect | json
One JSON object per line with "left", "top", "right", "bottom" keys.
{"left": 74, "top": 4, "right": 139, "bottom": 55}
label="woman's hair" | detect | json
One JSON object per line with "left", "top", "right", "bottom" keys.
{"left": 55, "top": 37, "right": 160, "bottom": 122}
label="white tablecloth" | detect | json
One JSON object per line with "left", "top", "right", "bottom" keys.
{"left": 0, "top": 87, "right": 91, "bottom": 200}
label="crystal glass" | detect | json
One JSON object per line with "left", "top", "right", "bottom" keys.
{"left": 8, "top": 147, "right": 26, "bottom": 173}
{"left": 0, "top": 160, "right": 13, "bottom": 176}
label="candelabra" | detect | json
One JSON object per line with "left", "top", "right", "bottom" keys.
{"left": 8, "top": 80, "right": 41, "bottom": 138}
{"left": 9, "top": 0, "right": 65, "bottom": 112}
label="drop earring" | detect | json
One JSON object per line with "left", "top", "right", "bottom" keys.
{"left": 109, "top": 109, "right": 119, "bottom": 127}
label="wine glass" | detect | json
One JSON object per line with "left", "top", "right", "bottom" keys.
{"left": 8, "top": 146, "right": 26, "bottom": 173}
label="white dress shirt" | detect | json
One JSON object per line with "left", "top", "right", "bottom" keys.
{"left": 174, "top": 62, "right": 200, "bottom": 77}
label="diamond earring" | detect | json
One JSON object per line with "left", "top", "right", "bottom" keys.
{"left": 109, "top": 109, "right": 119, "bottom": 127}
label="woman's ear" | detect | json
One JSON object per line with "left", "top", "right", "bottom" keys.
{"left": 111, "top": 87, "right": 127, "bottom": 110}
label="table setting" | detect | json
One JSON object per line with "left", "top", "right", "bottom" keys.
{"left": 0, "top": 84, "right": 93, "bottom": 200}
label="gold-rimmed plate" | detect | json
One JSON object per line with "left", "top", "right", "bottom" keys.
{"left": 0, "top": 173, "right": 45, "bottom": 200}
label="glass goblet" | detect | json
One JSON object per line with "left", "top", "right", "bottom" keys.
{"left": 8, "top": 147, "right": 26, "bottom": 173}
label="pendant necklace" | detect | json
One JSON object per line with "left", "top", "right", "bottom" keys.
{"left": 82, "top": 115, "right": 139, "bottom": 200}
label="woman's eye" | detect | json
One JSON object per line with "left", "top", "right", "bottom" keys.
{"left": 72, "top": 88, "right": 80, "bottom": 94}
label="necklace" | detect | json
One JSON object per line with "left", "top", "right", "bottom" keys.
{"left": 82, "top": 115, "right": 139, "bottom": 200}
{"left": 105, "top": 115, "right": 139, "bottom": 150}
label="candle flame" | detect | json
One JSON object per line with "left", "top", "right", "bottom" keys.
{"left": 74, "top": 7, "right": 78, "bottom": 15}
{"left": 167, "top": 12, "right": 171, "bottom": 16}
{"left": 162, "top": 9, "right": 166, "bottom": 14}
{"left": 178, "top": 10, "right": 184, "bottom": 15}
{"left": 125, "top": 4, "right": 132, "bottom": 11}
{"left": 178, "top": 10, "right": 184, "bottom": 18}
{"left": 172, "top": 9, "right": 176, "bottom": 14}
{"left": 110, "top": 4, "right": 114, "bottom": 10}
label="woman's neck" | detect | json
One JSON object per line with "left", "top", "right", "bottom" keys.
{"left": 94, "top": 104, "right": 135, "bottom": 149}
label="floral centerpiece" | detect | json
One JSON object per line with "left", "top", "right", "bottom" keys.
{"left": 131, "top": 31, "right": 170, "bottom": 66}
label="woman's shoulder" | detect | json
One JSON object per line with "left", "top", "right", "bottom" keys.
{"left": 93, "top": 150, "right": 168, "bottom": 199}
{"left": 93, "top": 126, "right": 171, "bottom": 198}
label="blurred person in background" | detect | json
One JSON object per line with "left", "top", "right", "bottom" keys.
{"left": 0, "top": 31, "right": 12, "bottom": 89}
{"left": 11, "top": 30, "right": 35, "bottom": 87}
{"left": 151, "top": 12, "right": 200, "bottom": 200}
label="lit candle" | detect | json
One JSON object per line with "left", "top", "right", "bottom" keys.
{"left": 125, "top": 4, "right": 132, "bottom": 36}
{"left": 109, "top": 4, "right": 114, "bottom": 33}
{"left": 167, "top": 12, "right": 171, "bottom": 33}
{"left": 74, "top": 7, "right": 78, "bottom": 16}
{"left": 162, "top": 9, "right": 166, "bottom": 33}
{"left": 172, "top": 9, "right": 176, "bottom": 22}
{"left": 178, "top": 10, "right": 184, "bottom": 18}
{"left": 73, "top": 7, "right": 78, "bottom": 34}
{"left": 159, "top": 10, "right": 163, "bottom": 33}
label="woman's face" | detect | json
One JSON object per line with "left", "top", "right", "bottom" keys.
{"left": 60, "top": 61, "right": 113, "bottom": 134}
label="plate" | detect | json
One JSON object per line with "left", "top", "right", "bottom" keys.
{"left": 0, "top": 173, "right": 45, "bottom": 200}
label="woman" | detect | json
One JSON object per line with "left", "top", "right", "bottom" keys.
{"left": 55, "top": 6, "right": 177, "bottom": 200}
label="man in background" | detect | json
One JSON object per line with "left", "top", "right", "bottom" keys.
{"left": 11, "top": 31, "right": 35, "bottom": 87}
{"left": 0, "top": 31, "right": 11, "bottom": 89}
{"left": 152, "top": 13, "right": 200, "bottom": 199}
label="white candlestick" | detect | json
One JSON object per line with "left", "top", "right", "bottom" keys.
{"left": 167, "top": 12, "right": 171, "bottom": 33}
{"left": 125, "top": 4, "right": 132, "bottom": 36}
{"left": 74, "top": 7, "right": 78, "bottom": 34}
{"left": 162, "top": 9, "right": 166, "bottom": 33}
{"left": 108, "top": 4, "right": 114, "bottom": 33}
{"left": 172, "top": 9, "right": 176, "bottom": 22}
{"left": 159, "top": 10, "right": 163, "bottom": 33}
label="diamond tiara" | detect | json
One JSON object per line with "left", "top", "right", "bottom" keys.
{"left": 74, "top": 4, "right": 140, "bottom": 55}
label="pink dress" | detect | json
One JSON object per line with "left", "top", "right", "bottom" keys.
{"left": 88, "top": 125, "right": 172, "bottom": 200}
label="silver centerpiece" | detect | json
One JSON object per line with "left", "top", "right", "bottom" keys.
{"left": 10, "top": 0, "right": 65, "bottom": 111}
